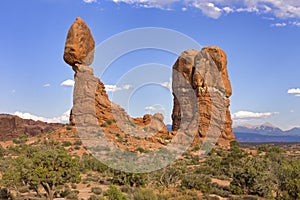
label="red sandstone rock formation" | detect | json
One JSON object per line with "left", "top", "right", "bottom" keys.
{"left": 0, "top": 114, "right": 63, "bottom": 141}
{"left": 171, "top": 47, "right": 235, "bottom": 148}
{"left": 64, "top": 18, "right": 168, "bottom": 146}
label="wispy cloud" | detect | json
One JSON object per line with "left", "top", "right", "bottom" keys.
{"left": 109, "top": 0, "right": 300, "bottom": 21}
{"left": 160, "top": 78, "right": 172, "bottom": 91}
{"left": 288, "top": 88, "right": 300, "bottom": 96}
{"left": 232, "top": 111, "right": 278, "bottom": 119}
{"left": 105, "top": 84, "right": 132, "bottom": 92}
{"left": 145, "top": 104, "right": 166, "bottom": 114}
{"left": 14, "top": 110, "right": 70, "bottom": 124}
{"left": 61, "top": 79, "right": 75, "bottom": 87}
{"left": 43, "top": 83, "right": 51, "bottom": 87}
{"left": 83, "top": 0, "right": 97, "bottom": 3}
{"left": 271, "top": 22, "right": 287, "bottom": 27}
{"left": 290, "top": 21, "right": 300, "bottom": 27}
{"left": 190, "top": 2, "right": 222, "bottom": 19}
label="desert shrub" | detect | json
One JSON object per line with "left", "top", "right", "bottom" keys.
{"left": 66, "top": 190, "right": 79, "bottom": 200}
{"left": 132, "top": 188, "right": 158, "bottom": 200}
{"left": 85, "top": 174, "right": 99, "bottom": 183}
{"left": 62, "top": 141, "right": 72, "bottom": 147}
{"left": 71, "top": 183, "right": 77, "bottom": 189}
{"left": 181, "top": 174, "right": 212, "bottom": 193}
{"left": 275, "top": 159, "right": 300, "bottom": 199}
{"left": 74, "top": 145, "right": 81, "bottom": 150}
{"left": 91, "top": 187, "right": 102, "bottom": 195}
{"left": 106, "top": 119, "right": 113, "bottom": 125}
{"left": 112, "top": 171, "right": 147, "bottom": 187}
{"left": 88, "top": 195, "right": 103, "bottom": 200}
{"left": 66, "top": 125, "right": 72, "bottom": 131}
{"left": 12, "top": 135, "right": 28, "bottom": 144}
{"left": 74, "top": 140, "right": 82, "bottom": 145}
{"left": 135, "top": 147, "right": 148, "bottom": 153}
{"left": 258, "top": 144, "right": 285, "bottom": 153}
{"left": 19, "top": 186, "right": 29, "bottom": 193}
{"left": 120, "top": 185, "right": 135, "bottom": 195}
{"left": 0, "top": 188, "right": 14, "bottom": 199}
{"left": 230, "top": 156, "right": 276, "bottom": 198}
{"left": 0, "top": 145, "right": 5, "bottom": 158}
{"left": 60, "top": 187, "right": 71, "bottom": 198}
{"left": 158, "top": 165, "right": 183, "bottom": 188}
{"left": 80, "top": 154, "right": 108, "bottom": 173}
{"left": 104, "top": 185, "right": 128, "bottom": 200}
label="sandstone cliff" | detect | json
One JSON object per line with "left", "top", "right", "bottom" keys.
{"left": 0, "top": 114, "right": 63, "bottom": 141}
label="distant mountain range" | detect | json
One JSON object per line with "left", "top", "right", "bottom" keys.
{"left": 233, "top": 123, "right": 300, "bottom": 142}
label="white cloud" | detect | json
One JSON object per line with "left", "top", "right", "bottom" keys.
{"left": 191, "top": 2, "right": 222, "bottom": 19}
{"left": 160, "top": 78, "right": 172, "bottom": 91}
{"left": 43, "top": 83, "right": 51, "bottom": 87}
{"left": 14, "top": 110, "right": 70, "bottom": 124}
{"left": 105, "top": 84, "right": 132, "bottom": 92}
{"left": 182, "top": 7, "right": 187, "bottom": 11}
{"left": 236, "top": 7, "right": 259, "bottom": 13}
{"left": 109, "top": 0, "right": 300, "bottom": 21}
{"left": 271, "top": 22, "right": 287, "bottom": 27}
{"left": 61, "top": 79, "right": 75, "bottom": 87}
{"left": 290, "top": 21, "right": 300, "bottom": 27}
{"left": 288, "top": 88, "right": 300, "bottom": 96}
{"left": 232, "top": 111, "right": 278, "bottom": 119}
{"left": 83, "top": 0, "right": 97, "bottom": 3}
{"left": 145, "top": 104, "right": 166, "bottom": 113}
{"left": 223, "top": 6, "right": 234, "bottom": 13}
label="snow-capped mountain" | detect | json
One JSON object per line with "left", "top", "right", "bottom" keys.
{"left": 233, "top": 122, "right": 300, "bottom": 142}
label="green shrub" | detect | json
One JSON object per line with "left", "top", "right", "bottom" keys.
{"left": 88, "top": 195, "right": 102, "bottom": 200}
{"left": 258, "top": 144, "right": 285, "bottom": 153}
{"left": 91, "top": 187, "right": 102, "bottom": 195}
{"left": 13, "top": 135, "right": 28, "bottom": 144}
{"left": 0, "top": 188, "right": 14, "bottom": 199}
{"left": 181, "top": 174, "right": 212, "bottom": 193}
{"left": 136, "top": 147, "right": 147, "bottom": 153}
{"left": 112, "top": 171, "right": 146, "bottom": 187}
{"left": 230, "top": 156, "right": 276, "bottom": 198}
{"left": 66, "top": 125, "right": 72, "bottom": 131}
{"left": 74, "top": 140, "right": 82, "bottom": 145}
{"left": 62, "top": 141, "right": 72, "bottom": 147}
{"left": 106, "top": 119, "right": 113, "bottom": 125}
{"left": 132, "top": 188, "right": 158, "bottom": 200}
{"left": 74, "top": 145, "right": 81, "bottom": 150}
{"left": 104, "top": 185, "right": 128, "bottom": 200}
{"left": 19, "top": 186, "right": 30, "bottom": 193}
{"left": 66, "top": 190, "right": 79, "bottom": 200}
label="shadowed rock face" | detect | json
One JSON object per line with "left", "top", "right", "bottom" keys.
{"left": 0, "top": 114, "right": 63, "bottom": 141}
{"left": 171, "top": 47, "right": 235, "bottom": 148}
{"left": 63, "top": 17, "right": 95, "bottom": 69}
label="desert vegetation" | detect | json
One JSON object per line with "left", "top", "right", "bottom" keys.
{"left": 0, "top": 133, "right": 300, "bottom": 200}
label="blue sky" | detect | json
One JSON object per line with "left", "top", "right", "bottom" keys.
{"left": 0, "top": 0, "right": 300, "bottom": 130}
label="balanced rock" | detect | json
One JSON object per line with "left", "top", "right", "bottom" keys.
{"left": 171, "top": 47, "right": 235, "bottom": 148}
{"left": 64, "top": 18, "right": 168, "bottom": 150}
{"left": 63, "top": 17, "right": 95, "bottom": 69}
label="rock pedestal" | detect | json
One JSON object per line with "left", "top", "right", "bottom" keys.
{"left": 171, "top": 47, "right": 235, "bottom": 148}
